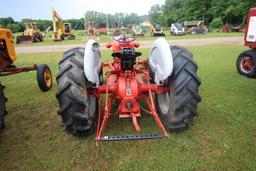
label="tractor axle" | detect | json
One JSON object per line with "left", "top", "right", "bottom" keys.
{"left": 95, "top": 66, "right": 169, "bottom": 144}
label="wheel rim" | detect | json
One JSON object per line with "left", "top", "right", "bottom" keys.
{"left": 44, "top": 68, "right": 52, "bottom": 87}
{"left": 240, "top": 57, "right": 253, "bottom": 74}
{"left": 157, "top": 92, "right": 171, "bottom": 115}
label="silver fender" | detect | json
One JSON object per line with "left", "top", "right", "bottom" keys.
{"left": 149, "top": 38, "right": 173, "bottom": 84}
{"left": 84, "top": 39, "right": 102, "bottom": 87}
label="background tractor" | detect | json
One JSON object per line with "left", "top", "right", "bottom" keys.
{"left": 0, "top": 28, "right": 52, "bottom": 130}
{"left": 150, "top": 23, "right": 165, "bottom": 37}
{"left": 56, "top": 29, "right": 201, "bottom": 143}
{"left": 16, "top": 20, "right": 44, "bottom": 44}
{"left": 236, "top": 8, "right": 256, "bottom": 78}
{"left": 84, "top": 21, "right": 100, "bottom": 41}
{"left": 222, "top": 23, "right": 244, "bottom": 33}
{"left": 132, "top": 25, "right": 145, "bottom": 37}
{"left": 51, "top": 8, "right": 75, "bottom": 41}
{"left": 184, "top": 21, "right": 208, "bottom": 35}
{"left": 86, "top": 21, "right": 99, "bottom": 37}
{"left": 98, "top": 23, "right": 108, "bottom": 35}
{"left": 170, "top": 22, "right": 185, "bottom": 36}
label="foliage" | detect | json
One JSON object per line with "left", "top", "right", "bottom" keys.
{"left": 0, "top": 17, "right": 84, "bottom": 33}
{"left": 210, "top": 17, "right": 223, "bottom": 29}
{"left": 0, "top": 17, "right": 15, "bottom": 26}
{"left": 6, "top": 23, "right": 21, "bottom": 33}
{"left": 149, "top": 0, "right": 255, "bottom": 27}
{"left": 84, "top": 11, "right": 142, "bottom": 28}
{"left": 64, "top": 18, "right": 85, "bottom": 30}
{"left": 149, "top": 4, "right": 164, "bottom": 24}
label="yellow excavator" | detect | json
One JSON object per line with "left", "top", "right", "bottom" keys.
{"left": 51, "top": 8, "right": 75, "bottom": 41}
{"left": 16, "top": 20, "right": 44, "bottom": 44}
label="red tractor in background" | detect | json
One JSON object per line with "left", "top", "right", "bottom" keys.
{"left": 56, "top": 29, "right": 201, "bottom": 144}
{"left": 236, "top": 8, "right": 256, "bottom": 78}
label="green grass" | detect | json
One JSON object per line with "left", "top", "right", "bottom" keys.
{"left": 0, "top": 45, "right": 256, "bottom": 170}
{"left": 14, "top": 30, "right": 243, "bottom": 47}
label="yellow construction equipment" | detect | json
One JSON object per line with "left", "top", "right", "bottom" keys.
{"left": 85, "top": 21, "right": 99, "bottom": 40}
{"left": 132, "top": 25, "right": 144, "bottom": 37}
{"left": 87, "top": 22, "right": 98, "bottom": 35}
{"left": 16, "top": 20, "right": 44, "bottom": 44}
{"left": 0, "top": 28, "right": 52, "bottom": 130}
{"left": 42, "top": 26, "right": 51, "bottom": 37}
{"left": 51, "top": 8, "right": 75, "bottom": 41}
{"left": 149, "top": 23, "right": 165, "bottom": 37}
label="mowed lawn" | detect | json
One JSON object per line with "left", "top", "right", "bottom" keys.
{"left": 0, "top": 45, "right": 256, "bottom": 170}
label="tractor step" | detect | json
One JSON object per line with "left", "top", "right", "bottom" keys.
{"left": 100, "top": 134, "right": 163, "bottom": 141}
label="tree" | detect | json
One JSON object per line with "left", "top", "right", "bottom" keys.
{"left": 6, "top": 23, "right": 21, "bottom": 33}
{"left": 209, "top": 0, "right": 255, "bottom": 25}
{"left": 149, "top": 4, "right": 164, "bottom": 24}
{"left": 150, "top": 0, "right": 255, "bottom": 28}
{"left": 0, "top": 17, "right": 15, "bottom": 27}
{"left": 84, "top": 11, "right": 143, "bottom": 28}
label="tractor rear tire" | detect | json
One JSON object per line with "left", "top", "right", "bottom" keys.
{"left": 236, "top": 49, "right": 256, "bottom": 78}
{"left": 154, "top": 46, "right": 201, "bottom": 132}
{"left": 37, "top": 64, "right": 52, "bottom": 92}
{"left": 0, "top": 83, "right": 8, "bottom": 131}
{"left": 56, "top": 47, "right": 97, "bottom": 136}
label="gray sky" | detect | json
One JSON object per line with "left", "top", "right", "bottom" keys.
{"left": 1, "top": 0, "right": 165, "bottom": 21}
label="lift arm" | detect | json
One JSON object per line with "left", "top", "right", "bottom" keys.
{"left": 51, "top": 8, "right": 64, "bottom": 36}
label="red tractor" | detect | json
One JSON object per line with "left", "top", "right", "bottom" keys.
{"left": 236, "top": 8, "right": 256, "bottom": 78}
{"left": 56, "top": 29, "right": 201, "bottom": 144}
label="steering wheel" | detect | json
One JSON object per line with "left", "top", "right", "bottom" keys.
{"left": 112, "top": 28, "right": 136, "bottom": 43}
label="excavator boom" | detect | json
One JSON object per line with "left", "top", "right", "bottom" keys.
{"left": 51, "top": 8, "right": 75, "bottom": 41}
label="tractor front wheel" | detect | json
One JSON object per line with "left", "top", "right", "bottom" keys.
{"left": 154, "top": 46, "right": 201, "bottom": 132}
{"left": 56, "top": 48, "right": 98, "bottom": 136}
{"left": 0, "top": 83, "right": 8, "bottom": 131}
{"left": 37, "top": 64, "right": 52, "bottom": 92}
{"left": 236, "top": 49, "right": 256, "bottom": 78}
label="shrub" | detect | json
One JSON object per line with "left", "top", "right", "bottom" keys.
{"left": 210, "top": 17, "right": 223, "bottom": 29}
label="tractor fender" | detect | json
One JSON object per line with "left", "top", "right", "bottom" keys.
{"left": 84, "top": 39, "right": 102, "bottom": 87}
{"left": 149, "top": 38, "right": 173, "bottom": 84}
